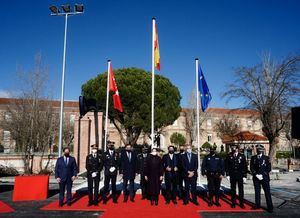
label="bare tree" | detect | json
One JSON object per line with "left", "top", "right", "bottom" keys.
{"left": 223, "top": 53, "right": 300, "bottom": 162}
{"left": 0, "top": 53, "right": 58, "bottom": 174}
{"left": 214, "top": 114, "right": 241, "bottom": 139}
{"left": 184, "top": 88, "right": 207, "bottom": 145}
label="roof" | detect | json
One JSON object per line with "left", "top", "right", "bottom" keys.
{"left": 221, "top": 131, "right": 268, "bottom": 144}
{"left": 0, "top": 98, "right": 78, "bottom": 108}
{"left": 182, "top": 107, "right": 259, "bottom": 116}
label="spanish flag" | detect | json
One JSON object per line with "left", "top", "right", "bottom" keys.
{"left": 153, "top": 19, "right": 160, "bottom": 71}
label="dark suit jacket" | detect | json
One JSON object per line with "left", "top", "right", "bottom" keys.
{"left": 162, "top": 153, "right": 178, "bottom": 178}
{"left": 225, "top": 152, "right": 247, "bottom": 178}
{"left": 182, "top": 152, "right": 198, "bottom": 178}
{"left": 86, "top": 153, "right": 103, "bottom": 176}
{"left": 120, "top": 151, "right": 138, "bottom": 180}
{"left": 55, "top": 156, "right": 78, "bottom": 182}
{"left": 250, "top": 155, "right": 271, "bottom": 181}
{"left": 102, "top": 150, "right": 120, "bottom": 176}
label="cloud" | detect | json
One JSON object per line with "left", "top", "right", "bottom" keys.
{"left": 0, "top": 90, "right": 11, "bottom": 98}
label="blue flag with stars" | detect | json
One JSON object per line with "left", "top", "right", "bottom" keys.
{"left": 198, "top": 64, "right": 212, "bottom": 112}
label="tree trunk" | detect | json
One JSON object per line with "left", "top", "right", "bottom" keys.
{"left": 268, "top": 139, "right": 277, "bottom": 165}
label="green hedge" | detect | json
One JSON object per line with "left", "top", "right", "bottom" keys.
{"left": 276, "top": 151, "right": 292, "bottom": 159}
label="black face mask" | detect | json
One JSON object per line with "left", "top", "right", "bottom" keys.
{"left": 169, "top": 150, "right": 174, "bottom": 154}
{"left": 210, "top": 151, "right": 215, "bottom": 155}
{"left": 64, "top": 153, "right": 70, "bottom": 157}
{"left": 142, "top": 150, "right": 148, "bottom": 154}
{"left": 180, "top": 149, "right": 184, "bottom": 153}
{"left": 108, "top": 147, "right": 115, "bottom": 151}
{"left": 126, "top": 149, "right": 132, "bottom": 153}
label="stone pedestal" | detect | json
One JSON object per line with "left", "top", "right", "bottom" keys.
{"left": 73, "top": 112, "right": 103, "bottom": 172}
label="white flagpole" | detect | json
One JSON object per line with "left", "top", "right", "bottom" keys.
{"left": 104, "top": 60, "right": 111, "bottom": 152}
{"left": 195, "top": 58, "right": 201, "bottom": 185}
{"left": 151, "top": 18, "right": 155, "bottom": 148}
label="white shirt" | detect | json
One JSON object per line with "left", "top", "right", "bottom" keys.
{"left": 169, "top": 154, "right": 173, "bottom": 160}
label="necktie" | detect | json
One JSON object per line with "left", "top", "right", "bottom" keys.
{"left": 188, "top": 153, "right": 191, "bottom": 163}
{"left": 65, "top": 157, "right": 68, "bottom": 165}
{"left": 128, "top": 152, "right": 131, "bottom": 162}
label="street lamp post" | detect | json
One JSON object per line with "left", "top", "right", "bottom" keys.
{"left": 49, "top": 4, "right": 84, "bottom": 157}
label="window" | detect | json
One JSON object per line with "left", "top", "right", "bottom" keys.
{"left": 235, "top": 119, "right": 240, "bottom": 128}
{"left": 207, "top": 133, "right": 212, "bottom": 142}
{"left": 207, "top": 119, "right": 212, "bottom": 128}
{"left": 247, "top": 120, "right": 252, "bottom": 128}
{"left": 70, "top": 114, "right": 75, "bottom": 124}
{"left": 3, "top": 131, "right": 10, "bottom": 141}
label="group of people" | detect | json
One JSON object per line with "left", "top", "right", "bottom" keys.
{"left": 54, "top": 143, "right": 273, "bottom": 213}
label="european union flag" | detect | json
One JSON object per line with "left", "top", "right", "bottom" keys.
{"left": 198, "top": 64, "right": 212, "bottom": 112}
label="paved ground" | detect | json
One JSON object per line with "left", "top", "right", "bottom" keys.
{"left": 0, "top": 171, "right": 300, "bottom": 217}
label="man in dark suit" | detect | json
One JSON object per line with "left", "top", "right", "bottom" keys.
{"left": 163, "top": 145, "right": 179, "bottom": 204}
{"left": 102, "top": 142, "right": 120, "bottom": 204}
{"left": 225, "top": 145, "right": 247, "bottom": 208}
{"left": 176, "top": 144, "right": 185, "bottom": 200}
{"left": 202, "top": 146, "right": 224, "bottom": 207}
{"left": 250, "top": 144, "right": 273, "bottom": 213}
{"left": 120, "top": 144, "right": 138, "bottom": 202}
{"left": 182, "top": 145, "right": 199, "bottom": 205}
{"left": 137, "top": 146, "right": 149, "bottom": 199}
{"left": 55, "top": 147, "right": 78, "bottom": 207}
{"left": 86, "top": 144, "right": 103, "bottom": 206}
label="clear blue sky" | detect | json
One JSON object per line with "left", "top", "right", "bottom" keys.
{"left": 1, "top": 0, "right": 300, "bottom": 108}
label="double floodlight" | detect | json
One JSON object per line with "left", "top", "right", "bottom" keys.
{"left": 49, "top": 4, "right": 84, "bottom": 15}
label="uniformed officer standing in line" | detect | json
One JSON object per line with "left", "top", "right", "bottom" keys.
{"left": 86, "top": 144, "right": 103, "bottom": 206}
{"left": 201, "top": 146, "right": 225, "bottom": 207}
{"left": 176, "top": 144, "right": 185, "bottom": 200}
{"left": 102, "top": 142, "right": 120, "bottom": 204}
{"left": 225, "top": 145, "right": 247, "bottom": 208}
{"left": 162, "top": 145, "right": 179, "bottom": 204}
{"left": 137, "top": 146, "right": 149, "bottom": 199}
{"left": 250, "top": 144, "right": 273, "bottom": 213}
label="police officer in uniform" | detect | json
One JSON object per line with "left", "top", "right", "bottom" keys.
{"left": 202, "top": 146, "right": 224, "bottom": 207}
{"left": 86, "top": 144, "right": 103, "bottom": 206}
{"left": 137, "top": 146, "right": 149, "bottom": 199}
{"left": 102, "top": 142, "right": 120, "bottom": 204}
{"left": 162, "top": 145, "right": 179, "bottom": 204}
{"left": 250, "top": 144, "right": 273, "bottom": 213}
{"left": 225, "top": 145, "right": 247, "bottom": 208}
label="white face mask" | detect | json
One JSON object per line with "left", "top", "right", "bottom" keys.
{"left": 152, "top": 151, "right": 157, "bottom": 156}
{"left": 92, "top": 149, "right": 97, "bottom": 154}
{"left": 187, "top": 148, "right": 192, "bottom": 153}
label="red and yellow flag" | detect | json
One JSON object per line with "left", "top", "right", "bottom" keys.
{"left": 154, "top": 22, "right": 160, "bottom": 71}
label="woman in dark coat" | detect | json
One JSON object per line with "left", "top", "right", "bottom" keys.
{"left": 144, "top": 148, "right": 164, "bottom": 205}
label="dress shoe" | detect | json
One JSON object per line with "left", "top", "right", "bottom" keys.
{"left": 165, "top": 201, "right": 170, "bottom": 204}
{"left": 94, "top": 201, "right": 99, "bottom": 206}
{"left": 183, "top": 201, "right": 188, "bottom": 205}
{"left": 251, "top": 205, "right": 260, "bottom": 210}
{"left": 58, "top": 203, "right": 63, "bottom": 207}
{"left": 155, "top": 200, "right": 158, "bottom": 206}
{"left": 130, "top": 199, "right": 135, "bottom": 203}
{"left": 231, "top": 204, "right": 236, "bottom": 208}
{"left": 208, "top": 202, "right": 213, "bottom": 207}
{"left": 88, "top": 202, "right": 93, "bottom": 207}
{"left": 67, "top": 203, "right": 71, "bottom": 206}
{"left": 172, "top": 200, "right": 177, "bottom": 205}
{"left": 151, "top": 200, "right": 154, "bottom": 206}
{"left": 215, "top": 202, "right": 221, "bottom": 207}
{"left": 192, "top": 200, "right": 199, "bottom": 206}
{"left": 240, "top": 204, "right": 245, "bottom": 209}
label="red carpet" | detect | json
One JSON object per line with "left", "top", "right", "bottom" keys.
{"left": 13, "top": 175, "right": 49, "bottom": 201}
{"left": 41, "top": 194, "right": 263, "bottom": 217}
{"left": 0, "top": 200, "right": 14, "bottom": 213}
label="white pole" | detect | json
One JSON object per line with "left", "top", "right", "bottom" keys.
{"left": 151, "top": 18, "right": 155, "bottom": 148}
{"left": 104, "top": 60, "right": 111, "bottom": 152}
{"left": 58, "top": 14, "right": 68, "bottom": 157}
{"left": 195, "top": 58, "right": 201, "bottom": 185}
